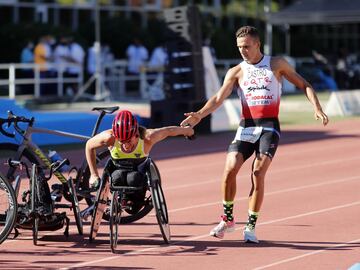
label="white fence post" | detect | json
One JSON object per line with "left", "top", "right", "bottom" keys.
{"left": 9, "top": 64, "right": 16, "bottom": 99}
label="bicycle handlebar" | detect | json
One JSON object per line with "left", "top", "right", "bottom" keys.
{"left": 0, "top": 110, "right": 34, "bottom": 138}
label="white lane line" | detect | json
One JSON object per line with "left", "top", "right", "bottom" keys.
{"left": 253, "top": 238, "right": 360, "bottom": 270}
{"left": 168, "top": 175, "right": 359, "bottom": 213}
{"left": 158, "top": 141, "right": 359, "bottom": 174}
{"left": 163, "top": 156, "right": 360, "bottom": 191}
{"left": 4, "top": 175, "right": 358, "bottom": 245}
{"left": 59, "top": 200, "right": 360, "bottom": 270}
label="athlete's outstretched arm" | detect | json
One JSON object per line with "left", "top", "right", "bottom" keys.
{"left": 180, "top": 65, "right": 240, "bottom": 127}
{"left": 276, "top": 57, "right": 329, "bottom": 126}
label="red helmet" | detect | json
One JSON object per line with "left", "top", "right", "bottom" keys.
{"left": 112, "top": 110, "right": 138, "bottom": 141}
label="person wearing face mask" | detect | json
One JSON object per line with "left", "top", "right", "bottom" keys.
{"left": 180, "top": 26, "right": 329, "bottom": 243}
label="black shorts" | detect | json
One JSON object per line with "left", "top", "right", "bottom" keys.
{"left": 228, "top": 128, "right": 280, "bottom": 161}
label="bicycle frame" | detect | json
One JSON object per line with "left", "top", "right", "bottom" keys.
{"left": 14, "top": 125, "right": 90, "bottom": 185}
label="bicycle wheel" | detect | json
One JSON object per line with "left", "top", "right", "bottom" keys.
{"left": 0, "top": 173, "right": 17, "bottom": 244}
{"left": 109, "top": 190, "right": 121, "bottom": 253}
{"left": 30, "top": 165, "right": 39, "bottom": 246}
{"left": 149, "top": 161, "right": 170, "bottom": 244}
{"left": 68, "top": 178, "right": 83, "bottom": 235}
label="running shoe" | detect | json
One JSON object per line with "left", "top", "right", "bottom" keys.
{"left": 210, "top": 215, "right": 235, "bottom": 239}
{"left": 243, "top": 227, "right": 259, "bottom": 243}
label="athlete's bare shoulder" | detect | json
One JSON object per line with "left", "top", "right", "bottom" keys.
{"left": 225, "top": 63, "right": 242, "bottom": 80}
{"left": 271, "top": 56, "right": 290, "bottom": 70}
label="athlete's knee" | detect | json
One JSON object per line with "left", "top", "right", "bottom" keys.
{"left": 223, "top": 166, "right": 239, "bottom": 180}
{"left": 251, "top": 169, "right": 266, "bottom": 188}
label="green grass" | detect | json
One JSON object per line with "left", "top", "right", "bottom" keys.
{"left": 281, "top": 91, "right": 330, "bottom": 103}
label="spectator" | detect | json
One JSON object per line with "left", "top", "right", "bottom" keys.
{"left": 66, "top": 37, "right": 85, "bottom": 96}
{"left": 148, "top": 44, "right": 167, "bottom": 71}
{"left": 126, "top": 37, "right": 149, "bottom": 74}
{"left": 20, "top": 40, "right": 34, "bottom": 94}
{"left": 126, "top": 38, "right": 149, "bottom": 94}
{"left": 53, "top": 36, "right": 70, "bottom": 75}
{"left": 34, "top": 35, "right": 55, "bottom": 95}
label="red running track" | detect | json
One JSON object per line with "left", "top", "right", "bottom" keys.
{"left": 1, "top": 119, "right": 359, "bottom": 270}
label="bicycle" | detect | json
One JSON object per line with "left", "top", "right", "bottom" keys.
{"left": 89, "top": 157, "right": 170, "bottom": 253}
{"left": 0, "top": 172, "right": 17, "bottom": 244}
{"left": 0, "top": 107, "right": 118, "bottom": 210}
{"left": 8, "top": 158, "right": 83, "bottom": 245}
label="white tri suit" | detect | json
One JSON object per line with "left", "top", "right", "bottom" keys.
{"left": 228, "top": 55, "right": 281, "bottom": 160}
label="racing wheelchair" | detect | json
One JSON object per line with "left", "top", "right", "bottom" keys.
{"left": 89, "top": 157, "right": 170, "bottom": 253}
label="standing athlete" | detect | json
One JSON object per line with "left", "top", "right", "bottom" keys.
{"left": 180, "top": 26, "right": 329, "bottom": 243}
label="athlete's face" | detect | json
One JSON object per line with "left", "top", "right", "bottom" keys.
{"left": 237, "top": 35, "right": 261, "bottom": 64}
{"left": 120, "top": 134, "right": 139, "bottom": 153}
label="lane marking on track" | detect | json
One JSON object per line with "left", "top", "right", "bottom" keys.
{"left": 168, "top": 175, "right": 359, "bottom": 213}
{"left": 163, "top": 155, "right": 360, "bottom": 191}
{"left": 159, "top": 140, "right": 358, "bottom": 173}
{"left": 59, "top": 200, "right": 360, "bottom": 269}
{"left": 253, "top": 238, "right": 360, "bottom": 270}
{"left": 4, "top": 175, "right": 358, "bottom": 245}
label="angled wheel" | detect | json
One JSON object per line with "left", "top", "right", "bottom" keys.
{"left": 149, "top": 161, "right": 170, "bottom": 244}
{"left": 89, "top": 175, "right": 110, "bottom": 242}
{"left": 109, "top": 190, "right": 121, "bottom": 253}
{"left": 68, "top": 178, "right": 83, "bottom": 235}
{"left": 0, "top": 173, "right": 17, "bottom": 244}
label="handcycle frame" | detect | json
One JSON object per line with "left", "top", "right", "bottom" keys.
{"left": 7, "top": 158, "right": 83, "bottom": 245}
{"left": 0, "top": 107, "right": 118, "bottom": 204}
{"left": 89, "top": 157, "right": 170, "bottom": 252}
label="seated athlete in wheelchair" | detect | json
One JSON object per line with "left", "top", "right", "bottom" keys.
{"left": 85, "top": 109, "right": 194, "bottom": 209}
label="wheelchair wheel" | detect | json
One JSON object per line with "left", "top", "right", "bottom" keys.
{"left": 89, "top": 175, "right": 110, "bottom": 242}
{"left": 149, "top": 161, "right": 170, "bottom": 244}
{"left": 68, "top": 178, "right": 83, "bottom": 235}
{"left": 109, "top": 190, "right": 121, "bottom": 253}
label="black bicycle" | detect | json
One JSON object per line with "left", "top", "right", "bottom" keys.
{"left": 0, "top": 172, "right": 17, "bottom": 244}
{"left": 8, "top": 158, "right": 83, "bottom": 245}
{"left": 0, "top": 107, "right": 118, "bottom": 214}
{"left": 89, "top": 157, "right": 170, "bottom": 253}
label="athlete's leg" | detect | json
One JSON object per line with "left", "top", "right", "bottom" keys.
{"left": 244, "top": 130, "right": 279, "bottom": 243}
{"left": 248, "top": 153, "right": 272, "bottom": 212}
{"left": 222, "top": 151, "right": 245, "bottom": 201}
{"left": 210, "top": 142, "right": 253, "bottom": 239}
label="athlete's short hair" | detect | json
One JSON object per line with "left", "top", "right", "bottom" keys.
{"left": 235, "top": 26, "right": 260, "bottom": 41}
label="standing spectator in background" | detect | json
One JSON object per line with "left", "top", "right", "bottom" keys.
{"left": 20, "top": 40, "right": 34, "bottom": 94}
{"left": 148, "top": 43, "right": 167, "bottom": 71}
{"left": 34, "top": 35, "right": 55, "bottom": 95}
{"left": 66, "top": 37, "right": 85, "bottom": 96}
{"left": 126, "top": 37, "right": 149, "bottom": 74}
{"left": 126, "top": 37, "right": 148, "bottom": 93}
{"left": 53, "top": 36, "right": 70, "bottom": 75}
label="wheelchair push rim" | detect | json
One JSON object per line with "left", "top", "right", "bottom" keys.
{"left": 148, "top": 161, "right": 170, "bottom": 244}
